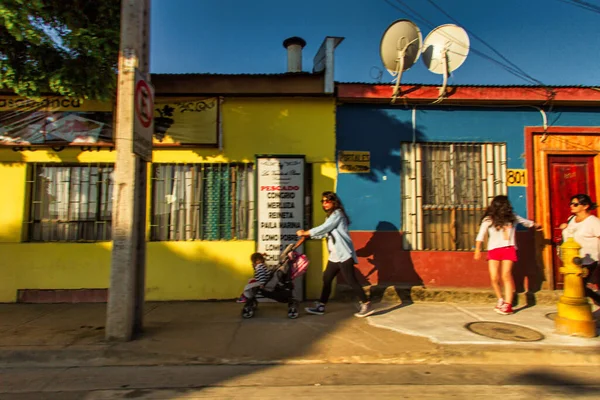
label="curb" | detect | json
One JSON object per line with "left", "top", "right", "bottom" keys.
{"left": 1, "top": 344, "right": 599, "bottom": 368}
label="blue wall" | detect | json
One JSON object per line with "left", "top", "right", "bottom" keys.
{"left": 336, "top": 104, "right": 600, "bottom": 231}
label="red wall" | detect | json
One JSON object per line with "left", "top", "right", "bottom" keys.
{"left": 347, "top": 231, "right": 542, "bottom": 291}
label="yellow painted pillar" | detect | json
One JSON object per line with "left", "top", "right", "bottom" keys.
{"left": 555, "top": 237, "right": 597, "bottom": 338}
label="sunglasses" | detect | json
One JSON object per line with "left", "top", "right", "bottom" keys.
{"left": 321, "top": 199, "right": 333, "bottom": 204}
{"left": 570, "top": 202, "right": 581, "bottom": 207}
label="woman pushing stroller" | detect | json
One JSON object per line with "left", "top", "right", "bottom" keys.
{"left": 297, "top": 191, "right": 374, "bottom": 318}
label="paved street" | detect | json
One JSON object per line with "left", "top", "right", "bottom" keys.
{"left": 2, "top": 364, "right": 600, "bottom": 399}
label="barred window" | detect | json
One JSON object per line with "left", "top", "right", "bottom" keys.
{"left": 27, "top": 164, "right": 114, "bottom": 242}
{"left": 401, "top": 143, "right": 506, "bottom": 251}
{"left": 151, "top": 163, "right": 254, "bottom": 241}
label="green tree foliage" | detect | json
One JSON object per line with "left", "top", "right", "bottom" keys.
{"left": 0, "top": 0, "right": 120, "bottom": 100}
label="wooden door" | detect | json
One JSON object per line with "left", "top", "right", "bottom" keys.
{"left": 548, "top": 155, "right": 597, "bottom": 288}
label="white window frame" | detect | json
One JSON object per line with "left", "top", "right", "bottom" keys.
{"left": 401, "top": 142, "right": 507, "bottom": 251}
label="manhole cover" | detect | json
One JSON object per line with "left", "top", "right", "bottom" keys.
{"left": 465, "top": 321, "right": 545, "bottom": 342}
{"left": 546, "top": 312, "right": 558, "bottom": 321}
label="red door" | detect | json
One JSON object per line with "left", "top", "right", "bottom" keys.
{"left": 548, "top": 155, "right": 597, "bottom": 288}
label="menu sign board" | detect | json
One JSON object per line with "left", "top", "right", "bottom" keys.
{"left": 256, "top": 157, "right": 305, "bottom": 266}
{"left": 338, "top": 151, "right": 370, "bottom": 173}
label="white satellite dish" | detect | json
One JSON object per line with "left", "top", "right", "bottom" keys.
{"left": 379, "top": 19, "right": 422, "bottom": 102}
{"left": 422, "top": 24, "right": 470, "bottom": 101}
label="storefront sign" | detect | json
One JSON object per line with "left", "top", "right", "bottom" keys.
{"left": 0, "top": 95, "right": 219, "bottom": 147}
{"left": 256, "top": 157, "right": 305, "bottom": 266}
{"left": 153, "top": 97, "right": 219, "bottom": 146}
{"left": 0, "top": 96, "right": 113, "bottom": 146}
{"left": 338, "top": 151, "right": 370, "bottom": 173}
{"left": 506, "top": 169, "right": 527, "bottom": 186}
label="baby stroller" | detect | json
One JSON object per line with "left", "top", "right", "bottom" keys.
{"left": 242, "top": 237, "right": 309, "bottom": 319}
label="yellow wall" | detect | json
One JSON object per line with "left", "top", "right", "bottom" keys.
{"left": 0, "top": 97, "right": 337, "bottom": 302}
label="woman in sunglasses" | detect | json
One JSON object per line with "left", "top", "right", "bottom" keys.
{"left": 560, "top": 194, "right": 600, "bottom": 304}
{"left": 296, "top": 191, "right": 374, "bottom": 318}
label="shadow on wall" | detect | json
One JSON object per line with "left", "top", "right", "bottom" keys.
{"left": 354, "top": 221, "right": 423, "bottom": 287}
{"left": 336, "top": 106, "right": 427, "bottom": 183}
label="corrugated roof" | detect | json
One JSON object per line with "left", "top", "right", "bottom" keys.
{"left": 337, "top": 81, "right": 600, "bottom": 89}
{"left": 151, "top": 72, "right": 316, "bottom": 77}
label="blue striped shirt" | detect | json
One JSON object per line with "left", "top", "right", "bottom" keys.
{"left": 254, "top": 263, "right": 271, "bottom": 285}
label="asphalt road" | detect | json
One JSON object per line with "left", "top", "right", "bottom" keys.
{"left": 2, "top": 364, "right": 599, "bottom": 399}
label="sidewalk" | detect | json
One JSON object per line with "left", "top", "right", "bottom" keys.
{"left": 0, "top": 300, "right": 598, "bottom": 368}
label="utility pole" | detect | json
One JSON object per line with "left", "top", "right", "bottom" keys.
{"left": 106, "top": 0, "right": 153, "bottom": 342}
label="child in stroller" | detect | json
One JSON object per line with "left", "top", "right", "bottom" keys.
{"left": 241, "top": 238, "right": 309, "bottom": 319}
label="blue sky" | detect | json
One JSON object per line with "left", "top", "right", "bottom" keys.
{"left": 150, "top": 0, "right": 600, "bottom": 86}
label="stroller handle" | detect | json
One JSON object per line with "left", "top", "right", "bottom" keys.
{"left": 293, "top": 236, "right": 307, "bottom": 249}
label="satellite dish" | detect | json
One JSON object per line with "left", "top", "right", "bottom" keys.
{"left": 422, "top": 24, "right": 470, "bottom": 101}
{"left": 379, "top": 19, "right": 422, "bottom": 103}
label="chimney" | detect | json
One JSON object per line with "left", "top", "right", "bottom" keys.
{"left": 283, "top": 36, "right": 306, "bottom": 72}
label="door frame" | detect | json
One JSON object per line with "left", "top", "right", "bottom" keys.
{"left": 525, "top": 127, "right": 600, "bottom": 289}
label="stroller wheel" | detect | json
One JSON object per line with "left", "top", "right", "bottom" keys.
{"left": 287, "top": 306, "right": 299, "bottom": 319}
{"left": 242, "top": 304, "right": 255, "bottom": 319}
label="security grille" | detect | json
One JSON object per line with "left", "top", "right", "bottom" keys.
{"left": 27, "top": 164, "right": 114, "bottom": 242}
{"left": 151, "top": 163, "right": 254, "bottom": 241}
{"left": 401, "top": 143, "right": 507, "bottom": 250}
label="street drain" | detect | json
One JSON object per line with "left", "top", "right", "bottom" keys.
{"left": 465, "top": 321, "right": 545, "bottom": 342}
{"left": 545, "top": 312, "right": 558, "bottom": 321}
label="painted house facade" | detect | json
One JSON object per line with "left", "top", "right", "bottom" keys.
{"left": 335, "top": 83, "right": 600, "bottom": 293}
{"left": 0, "top": 67, "right": 342, "bottom": 303}
{"left": 2, "top": 40, "right": 599, "bottom": 304}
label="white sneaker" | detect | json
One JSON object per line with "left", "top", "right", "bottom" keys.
{"left": 354, "top": 302, "right": 375, "bottom": 318}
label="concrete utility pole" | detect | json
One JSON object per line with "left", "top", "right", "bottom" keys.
{"left": 106, "top": 0, "right": 153, "bottom": 341}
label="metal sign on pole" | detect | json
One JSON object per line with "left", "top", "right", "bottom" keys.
{"left": 133, "top": 69, "right": 154, "bottom": 161}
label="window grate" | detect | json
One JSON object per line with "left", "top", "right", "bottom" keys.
{"left": 150, "top": 163, "right": 254, "bottom": 241}
{"left": 402, "top": 142, "right": 507, "bottom": 251}
{"left": 26, "top": 163, "right": 114, "bottom": 242}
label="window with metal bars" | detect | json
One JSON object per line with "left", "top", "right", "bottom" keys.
{"left": 150, "top": 163, "right": 254, "bottom": 241}
{"left": 26, "top": 164, "right": 114, "bottom": 242}
{"left": 401, "top": 143, "right": 507, "bottom": 251}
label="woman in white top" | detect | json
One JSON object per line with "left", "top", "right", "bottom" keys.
{"left": 559, "top": 194, "right": 600, "bottom": 305}
{"left": 474, "top": 195, "right": 542, "bottom": 315}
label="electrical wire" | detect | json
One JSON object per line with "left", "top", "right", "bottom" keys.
{"left": 556, "top": 0, "right": 600, "bottom": 14}
{"left": 383, "top": 0, "right": 555, "bottom": 101}
{"left": 424, "top": 0, "right": 548, "bottom": 88}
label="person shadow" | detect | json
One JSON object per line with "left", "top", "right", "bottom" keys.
{"left": 512, "top": 229, "right": 546, "bottom": 312}
{"left": 354, "top": 221, "right": 423, "bottom": 313}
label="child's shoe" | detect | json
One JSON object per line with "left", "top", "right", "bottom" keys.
{"left": 236, "top": 295, "right": 248, "bottom": 303}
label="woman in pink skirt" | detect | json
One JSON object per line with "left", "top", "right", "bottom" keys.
{"left": 474, "top": 195, "right": 542, "bottom": 315}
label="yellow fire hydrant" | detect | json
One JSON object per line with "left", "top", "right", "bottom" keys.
{"left": 555, "top": 237, "right": 598, "bottom": 338}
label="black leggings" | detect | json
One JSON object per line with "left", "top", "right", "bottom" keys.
{"left": 319, "top": 258, "right": 368, "bottom": 304}
{"left": 584, "top": 262, "right": 600, "bottom": 306}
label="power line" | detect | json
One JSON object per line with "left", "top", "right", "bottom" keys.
{"left": 557, "top": 0, "right": 600, "bottom": 14}
{"left": 383, "top": 0, "right": 536, "bottom": 85}
{"left": 424, "top": 0, "right": 547, "bottom": 87}
{"left": 382, "top": 0, "right": 555, "bottom": 100}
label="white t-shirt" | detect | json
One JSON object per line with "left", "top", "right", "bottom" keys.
{"left": 475, "top": 214, "right": 535, "bottom": 251}
{"left": 562, "top": 215, "right": 600, "bottom": 265}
